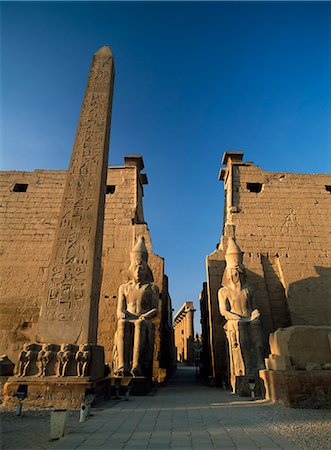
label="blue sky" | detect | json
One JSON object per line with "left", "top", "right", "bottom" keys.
{"left": 1, "top": 1, "right": 330, "bottom": 330}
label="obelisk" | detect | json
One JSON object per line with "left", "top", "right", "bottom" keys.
{"left": 37, "top": 46, "right": 115, "bottom": 345}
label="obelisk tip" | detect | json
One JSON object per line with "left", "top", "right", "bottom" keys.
{"left": 94, "top": 45, "right": 113, "bottom": 57}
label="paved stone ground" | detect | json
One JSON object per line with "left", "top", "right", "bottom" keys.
{"left": 1, "top": 367, "right": 330, "bottom": 449}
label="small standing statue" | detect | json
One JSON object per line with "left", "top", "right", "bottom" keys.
{"left": 37, "top": 343, "right": 52, "bottom": 376}
{"left": 17, "top": 343, "right": 31, "bottom": 377}
{"left": 76, "top": 344, "right": 91, "bottom": 377}
{"left": 57, "top": 343, "right": 72, "bottom": 377}
{"left": 113, "top": 236, "right": 159, "bottom": 377}
{"left": 218, "top": 237, "right": 265, "bottom": 393}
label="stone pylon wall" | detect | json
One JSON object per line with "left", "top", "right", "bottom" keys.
{"left": 0, "top": 161, "right": 175, "bottom": 377}
{"left": 202, "top": 152, "right": 331, "bottom": 383}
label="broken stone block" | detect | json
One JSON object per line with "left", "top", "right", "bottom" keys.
{"left": 265, "top": 354, "right": 292, "bottom": 371}
{"left": 269, "top": 326, "right": 331, "bottom": 370}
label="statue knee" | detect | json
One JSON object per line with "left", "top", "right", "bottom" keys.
{"left": 135, "top": 319, "right": 148, "bottom": 334}
{"left": 238, "top": 320, "right": 247, "bottom": 334}
{"left": 250, "top": 319, "right": 261, "bottom": 331}
{"left": 135, "top": 319, "right": 144, "bottom": 329}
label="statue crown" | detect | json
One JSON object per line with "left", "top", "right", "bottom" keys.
{"left": 131, "top": 236, "right": 148, "bottom": 263}
{"left": 225, "top": 237, "right": 242, "bottom": 267}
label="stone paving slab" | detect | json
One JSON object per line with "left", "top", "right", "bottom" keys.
{"left": 47, "top": 367, "right": 304, "bottom": 450}
{"left": 4, "top": 380, "right": 328, "bottom": 450}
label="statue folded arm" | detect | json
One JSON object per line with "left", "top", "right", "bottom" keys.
{"left": 117, "top": 284, "right": 139, "bottom": 320}
{"left": 218, "top": 287, "right": 242, "bottom": 321}
{"left": 140, "top": 308, "right": 157, "bottom": 320}
{"left": 140, "top": 284, "right": 159, "bottom": 320}
{"left": 247, "top": 287, "right": 261, "bottom": 321}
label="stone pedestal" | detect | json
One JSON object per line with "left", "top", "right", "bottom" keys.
{"left": 261, "top": 326, "right": 331, "bottom": 408}
{"left": 234, "top": 375, "right": 264, "bottom": 397}
{"left": 267, "top": 326, "right": 331, "bottom": 370}
{"left": 4, "top": 344, "right": 106, "bottom": 409}
{"left": 3, "top": 377, "right": 110, "bottom": 409}
{"left": 110, "top": 376, "right": 153, "bottom": 396}
{"left": 157, "top": 368, "right": 167, "bottom": 384}
{"left": 130, "top": 377, "right": 154, "bottom": 395}
{"left": 260, "top": 369, "right": 331, "bottom": 409}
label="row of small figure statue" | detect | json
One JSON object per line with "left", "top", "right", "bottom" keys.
{"left": 17, "top": 342, "right": 91, "bottom": 378}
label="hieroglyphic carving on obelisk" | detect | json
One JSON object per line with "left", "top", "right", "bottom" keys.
{"left": 37, "top": 46, "right": 115, "bottom": 345}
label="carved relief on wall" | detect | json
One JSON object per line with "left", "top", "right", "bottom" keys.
{"left": 41, "top": 49, "right": 114, "bottom": 327}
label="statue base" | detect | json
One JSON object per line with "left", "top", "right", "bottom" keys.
{"left": 110, "top": 376, "right": 154, "bottom": 396}
{"left": 234, "top": 375, "right": 264, "bottom": 397}
{"left": 3, "top": 376, "right": 110, "bottom": 409}
{"left": 259, "top": 369, "right": 331, "bottom": 409}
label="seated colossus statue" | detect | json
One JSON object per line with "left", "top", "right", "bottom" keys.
{"left": 113, "top": 236, "right": 159, "bottom": 377}
{"left": 218, "top": 237, "right": 265, "bottom": 393}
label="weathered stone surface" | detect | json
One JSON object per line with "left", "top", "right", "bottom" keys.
{"left": 55, "top": 343, "right": 78, "bottom": 377}
{"left": 201, "top": 151, "right": 331, "bottom": 384}
{"left": 37, "top": 343, "right": 60, "bottom": 377}
{"left": 199, "top": 282, "right": 213, "bottom": 379}
{"left": 259, "top": 369, "right": 331, "bottom": 408}
{"left": 12, "top": 342, "right": 104, "bottom": 380}
{"left": 174, "top": 301, "right": 195, "bottom": 365}
{"left": 268, "top": 325, "right": 331, "bottom": 370}
{"left": 96, "top": 158, "right": 176, "bottom": 380}
{"left": 37, "top": 45, "right": 115, "bottom": 345}
{"left": 2, "top": 46, "right": 115, "bottom": 408}
{"left": 218, "top": 237, "right": 265, "bottom": 394}
{"left": 3, "top": 377, "right": 109, "bottom": 409}
{"left": 113, "top": 236, "right": 159, "bottom": 377}
{"left": 204, "top": 251, "right": 227, "bottom": 384}
{"left": 0, "top": 161, "right": 175, "bottom": 381}
{"left": 16, "top": 342, "right": 42, "bottom": 377}
{"left": 219, "top": 153, "right": 331, "bottom": 329}
{"left": 0, "top": 49, "right": 175, "bottom": 395}
{"left": 261, "top": 326, "right": 331, "bottom": 408}
{"left": 265, "top": 354, "right": 292, "bottom": 371}
{"left": 0, "top": 355, "right": 15, "bottom": 376}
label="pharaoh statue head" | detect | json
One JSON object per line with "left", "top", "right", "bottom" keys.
{"left": 129, "top": 236, "right": 153, "bottom": 283}
{"left": 222, "top": 237, "right": 246, "bottom": 287}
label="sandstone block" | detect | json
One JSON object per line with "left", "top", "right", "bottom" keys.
{"left": 260, "top": 369, "right": 331, "bottom": 408}
{"left": 265, "top": 354, "right": 291, "bottom": 371}
{"left": 269, "top": 325, "right": 331, "bottom": 369}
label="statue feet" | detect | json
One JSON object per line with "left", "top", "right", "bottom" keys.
{"left": 115, "top": 367, "right": 125, "bottom": 377}
{"left": 130, "top": 367, "right": 141, "bottom": 377}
